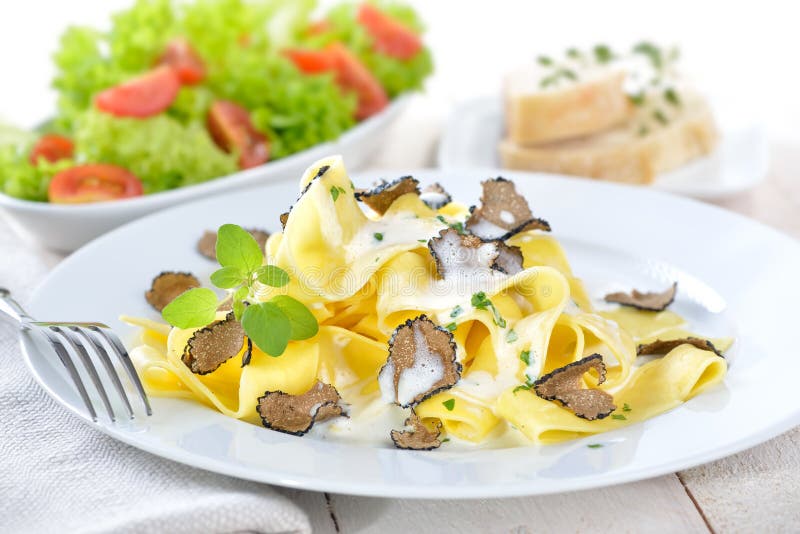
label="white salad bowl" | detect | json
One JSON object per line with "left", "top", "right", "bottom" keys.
{"left": 0, "top": 95, "right": 410, "bottom": 253}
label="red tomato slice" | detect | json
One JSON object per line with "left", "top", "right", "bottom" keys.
{"left": 95, "top": 66, "right": 180, "bottom": 118}
{"left": 29, "top": 134, "right": 74, "bottom": 165}
{"left": 207, "top": 100, "right": 270, "bottom": 169}
{"left": 284, "top": 49, "right": 336, "bottom": 74}
{"left": 327, "top": 43, "right": 388, "bottom": 120}
{"left": 357, "top": 4, "right": 422, "bottom": 60}
{"left": 285, "top": 44, "right": 388, "bottom": 120}
{"left": 48, "top": 164, "right": 144, "bottom": 204}
{"left": 158, "top": 38, "right": 206, "bottom": 85}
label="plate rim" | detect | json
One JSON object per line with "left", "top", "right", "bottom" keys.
{"left": 21, "top": 167, "right": 800, "bottom": 498}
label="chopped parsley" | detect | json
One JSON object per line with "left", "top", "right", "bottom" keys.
{"left": 633, "top": 41, "right": 663, "bottom": 69}
{"left": 440, "top": 437, "right": 450, "bottom": 443}
{"left": 611, "top": 414, "right": 627, "bottom": 420}
{"left": 540, "top": 68, "right": 578, "bottom": 89}
{"left": 506, "top": 330, "right": 518, "bottom": 343}
{"left": 653, "top": 109, "right": 669, "bottom": 126}
{"left": 373, "top": 232, "right": 384, "bottom": 241}
{"left": 593, "top": 44, "right": 614, "bottom": 64}
{"left": 664, "top": 88, "right": 681, "bottom": 107}
{"left": 623, "top": 403, "right": 632, "bottom": 412}
{"left": 537, "top": 55, "right": 553, "bottom": 66}
{"left": 436, "top": 214, "right": 465, "bottom": 234}
{"left": 512, "top": 384, "right": 531, "bottom": 394}
{"left": 587, "top": 443, "right": 604, "bottom": 449}
{"left": 628, "top": 92, "right": 646, "bottom": 106}
{"left": 450, "top": 305, "right": 463, "bottom": 318}
{"left": 418, "top": 239, "right": 427, "bottom": 243}
{"left": 442, "top": 398, "right": 456, "bottom": 411}
{"left": 519, "top": 350, "right": 531, "bottom": 365}
{"left": 445, "top": 322, "right": 457, "bottom": 332}
{"left": 471, "top": 292, "right": 506, "bottom": 327}
{"left": 566, "top": 47, "right": 581, "bottom": 59}
{"left": 329, "top": 185, "right": 346, "bottom": 201}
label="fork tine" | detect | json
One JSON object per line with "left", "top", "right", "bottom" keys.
{"left": 51, "top": 326, "right": 116, "bottom": 422}
{"left": 40, "top": 328, "right": 98, "bottom": 422}
{"left": 90, "top": 326, "right": 152, "bottom": 416}
{"left": 72, "top": 326, "right": 134, "bottom": 420}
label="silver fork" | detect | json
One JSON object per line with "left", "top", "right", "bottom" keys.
{"left": 0, "top": 288, "right": 152, "bottom": 422}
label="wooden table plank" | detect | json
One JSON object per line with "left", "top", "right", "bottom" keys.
{"left": 328, "top": 475, "right": 709, "bottom": 534}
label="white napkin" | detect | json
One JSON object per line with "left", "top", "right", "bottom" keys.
{"left": 0, "top": 222, "right": 310, "bottom": 534}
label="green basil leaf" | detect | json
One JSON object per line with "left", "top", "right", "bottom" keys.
{"left": 270, "top": 295, "right": 319, "bottom": 340}
{"left": 256, "top": 265, "right": 290, "bottom": 287}
{"left": 216, "top": 224, "right": 263, "bottom": 272}
{"left": 161, "top": 288, "right": 219, "bottom": 329}
{"left": 210, "top": 266, "right": 246, "bottom": 289}
{"left": 241, "top": 302, "right": 291, "bottom": 357}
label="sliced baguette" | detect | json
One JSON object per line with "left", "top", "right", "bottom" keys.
{"left": 498, "top": 92, "right": 718, "bottom": 185}
{"left": 505, "top": 67, "right": 633, "bottom": 145}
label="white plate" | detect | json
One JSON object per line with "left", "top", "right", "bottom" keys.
{"left": 0, "top": 96, "right": 409, "bottom": 253}
{"left": 20, "top": 167, "right": 800, "bottom": 498}
{"left": 437, "top": 97, "right": 769, "bottom": 200}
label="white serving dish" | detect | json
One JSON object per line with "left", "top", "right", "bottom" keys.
{"left": 20, "top": 167, "right": 800, "bottom": 498}
{"left": 0, "top": 96, "right": 410, "bottom": 252}
{"left": 438, "top": 97, "right": 769, "bottom": 200}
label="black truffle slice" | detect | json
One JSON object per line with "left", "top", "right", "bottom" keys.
{"left": 198, "top": 228, "right": 270, "bottom": 260}
{"left": 428, "top": 228, "right": 523, "bottom": 279}
{"left": 419, "top": 182, "right": 452, "bottom": 210}
{"left": 378, "top": 315, "right": 461, "bottom": 408}
{"left": 466, "top": 177, "right": 551, "bottom": 240}
{"left": 182, "top": 312, "right": 246, "bottom": 374}
{"left": 354, "top": 176, "right": 420, "bottom": 215}
{"left": 257, "top": 380, "right": 344, "bottom": 436}
{"left": 145, "top": 271, "right": 201, "bottom": 312}
{"left": 604, "top": 282, "right": 677, "bottom": 311}
{"left": 533, "top": 354, "right": 616, "bottom": 420}
{"left": 390, "top": 412, "right": 443, "bottom": 450}
{"left": 494, "top": 242, "right": 524, "bottom": 275}
{"left": 637, "top": 337, "right": 723, "bottom": 357}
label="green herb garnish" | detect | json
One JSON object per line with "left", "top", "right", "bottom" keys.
{"left": 162, "top": 224, "right": 318, "bottom": 358}
{"left": 330, "top": 185, "right": 346, "bottom": 201}
{"left": 442, "top": 398, "right": 456, "bottom": 411}
{"left": 373, "top": 232, "right": 384, "bottom": 241}
{"left": 611, "top": 414, "right": 627, "bottom": 420}
{"left": 418, "top": 239, "right": 428, "bottom": 243}
{"left": 450, "top": 305, "right": 463, "bottom": 318}
{"left": 664, "top": 88, "right": 681, "bottom": 107}
{"left": 436, "top": 214, "right": 465, "bottom": 234}
{"left": 623, "top": 403, "right": 632, "bottom": 412}
{"left": 628, "top": 92, "right": 646, "bottom": 106}
{"left": 445, "top": 322, "right": 457, "bottom": 332}
{"left": 441, "top": 437, "right": 450, "bottom": 443}
{"left": 506, "top": 330, "right": 518, "bottom": 343}
{"left": 587, "top": 443, "right": 604, "bottom": 449}
{"left": 520, "top": 350, "right": 531, "bottom": 365}
{"left": 653, "top": 109, "right": 669, "bottom": 126}
{"left": 637, "top": 125, "right": 650, "bottom": 137}
{"left": 633, "top": 41, "right": 663, "bottom": 69}
{"left": 537, "top": 55, "right": 553, "bottom": 66}
{"left": 513, "top": 384, "right": 531, "bottom": 394}
{"left": 471, "top": 291, "right": 506, "bottom": 327}
{"left": 593, "top": 44, "right": 614, "bottom": 64}
{"left": 566, "top": 47, "right": 581, "bottom": 59}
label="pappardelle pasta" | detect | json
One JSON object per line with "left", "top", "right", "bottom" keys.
{"left": 126, "top": 155, "right": 729, "bottom": 449}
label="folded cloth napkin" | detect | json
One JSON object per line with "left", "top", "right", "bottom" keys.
{"left": 0, "top": 224, "right": 310, "bottom": 534}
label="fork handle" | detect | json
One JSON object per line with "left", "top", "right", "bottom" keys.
{"left": 0, "top": 288, "right": 32, "bottom": 328}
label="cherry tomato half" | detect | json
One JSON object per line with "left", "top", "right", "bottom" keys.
{"left": 29, "top": 134, "right": 74, "bottom": 165}
{"left": 207, "top": 100, "right": 270, "bottom": 170}
{"left": 285, "top": 43, "right": 388, "bottom": 120}
{"left": 357, "top": 4, "right": 422, "bottom": 60}
{"left": 48, "top": 164, "right": 144, "bottom": 204}
{"left": 95, "top": 66, "right": 180, "bottom": 118}
{"left": 158, "top": 38, "right": 206, "bottom": 85}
